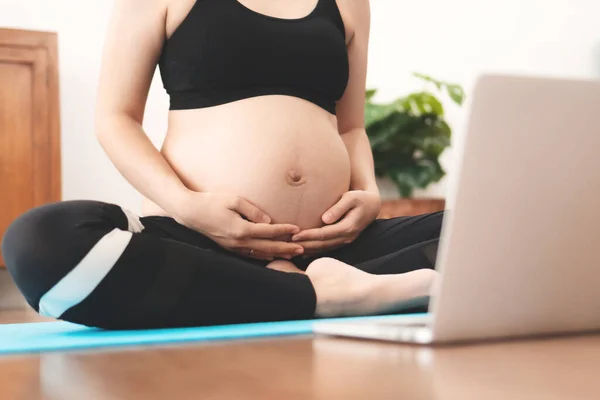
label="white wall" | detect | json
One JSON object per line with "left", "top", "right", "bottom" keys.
{"left": 0, "top": 0, "right": 168, "bottom": 212}
{"left": 1, "top": 0, "right": 599, "bottom": 209}
{"left": 369, "top": 0, "right": 600, "bottom": 198}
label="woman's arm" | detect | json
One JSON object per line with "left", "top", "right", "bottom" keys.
{"left": 95, "top": 0, "right": 304, "bottom": 260}
{"left": 95, "top": 0, "right": 190, "bottom": 215}
{"left": 336, "top": 0, "right": 379, "bottom": 195}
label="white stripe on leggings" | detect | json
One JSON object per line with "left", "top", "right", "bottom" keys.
{"left": 122, "top": 208, "right": 144, "bottom": 233}
{"left": 38, "top": 228, "right": 133, "bottom": 318}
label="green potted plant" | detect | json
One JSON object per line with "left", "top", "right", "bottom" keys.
{"left": 365, "top": 73, "right": 464, "bottom": 217}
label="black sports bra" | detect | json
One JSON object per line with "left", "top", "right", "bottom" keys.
{"left": 159, "top": 0, "right": 349, "bottom": 115}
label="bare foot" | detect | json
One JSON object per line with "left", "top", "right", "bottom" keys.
{"left": 305, "top": 257, "right": 437, "bottom": 318}
{"left": 266, "top": 259, "right": 305, "bottom": 274}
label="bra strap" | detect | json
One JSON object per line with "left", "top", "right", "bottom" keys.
{"left": 316, "top": 0, "right": 346, "bottom": 39}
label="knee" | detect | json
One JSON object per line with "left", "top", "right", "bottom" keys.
{"left": 2, "top": 204, "right": 65, "bottom": 309}
{"left": 1, "top": 200, "right": 114, "bottom": 311}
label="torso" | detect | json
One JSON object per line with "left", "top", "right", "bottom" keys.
{"left": 141, "top": 0, "right": 355, "bottom": 230}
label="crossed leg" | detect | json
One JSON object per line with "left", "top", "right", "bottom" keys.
{"left": 267, "top": 212, "right": 444, "bottom": 317}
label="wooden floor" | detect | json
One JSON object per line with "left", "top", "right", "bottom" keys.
{"left": 1, "top": 309, "right": 600, "bottom": 400}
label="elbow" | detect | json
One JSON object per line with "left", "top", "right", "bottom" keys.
{"left": 94, "top": 109, "right": 115, "bottom": 143}
{"left": 94, "top": 110, "right": 130, "bottom": 144}
{"left": 95, "top": 122, "right": 109, "bottom": 144}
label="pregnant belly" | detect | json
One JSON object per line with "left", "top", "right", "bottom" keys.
{"left": 141, "top": 96, "right": 352, "bottom": 230}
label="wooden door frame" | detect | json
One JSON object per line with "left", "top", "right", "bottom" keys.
{"left": 0, "top": 28, "right": 61, "bottom": 202}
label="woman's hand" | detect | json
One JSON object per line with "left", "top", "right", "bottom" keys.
{"left": 174, "top": 191, "right": 304, "bottom": 261}
{"left": 291, "top": 190, "right": 381, "bottom": 256}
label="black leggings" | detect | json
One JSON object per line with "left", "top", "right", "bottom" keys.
{"left": 1, "top": 200, "right": 443, "bottom": 329}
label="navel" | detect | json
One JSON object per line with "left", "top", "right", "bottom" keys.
{"left": 285, "top": 169, "right": 307, "bottom": 186}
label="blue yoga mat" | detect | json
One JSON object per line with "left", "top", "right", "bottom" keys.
{"left": 0, "top": 314, "right": 426, "bottom": 355}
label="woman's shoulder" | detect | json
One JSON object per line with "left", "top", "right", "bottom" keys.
{"left": 335, "top": 0, "right": 370, "bottom": 43}
{"left": 164, "top": 0, "right": 197, "bottom": 40}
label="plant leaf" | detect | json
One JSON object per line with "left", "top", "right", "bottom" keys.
{"left": 365, "top": 89, "right": 377, "bottom": 101}
{"left": 367, "top": 111, "right": 412, "bottom": 149}
{"left": 413, "top": 73, "right": 443, "bottom": 90}
{"left": 365, "top": 75, "right": 459, "bottom": 197}
{"left": 413, "top": 73, "right": 465, "bottom": 106}
{"left": 364, "top": 101, "right": 401, "bottom": 129}
{"left": 387, "top": 158, "right": 446, "bottom": 196}
{"left": 445, "top": 84, "right": 465, "bottom": 105}
{"left": 390, "top": 172, "right": 417, "bottom": 198}
{"left": 414, "top": 158, "right": 445, "bottom": 187}
{"left": 402, "top": 92, "right": 444, "bottom": 116}
{"left": 434, "top": 119, "right": 452, "bottom": 138}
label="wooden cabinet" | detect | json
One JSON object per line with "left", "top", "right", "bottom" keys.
{"left": 0, "top": 28, "right": 61, "bottom": 267}
{"left": 378, "top": 198, "right": 446, "bottom": 219}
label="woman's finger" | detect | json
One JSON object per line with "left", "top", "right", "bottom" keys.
{"left": 231, "top": 197, "right": 271, "bottom": 223}
{"left": 231, "top": 245, "right": 294, "bottom": 260}
{"left": 237, "top": 249, "right": 274, "bottom": 261}
{"left": 291, "top": 221, "right": 351, "bottom": 242}
{"left": 240, "top": 221, "right": 300, "bottom": 239}
{"left": 322, "top": 194, "right": 356, "bottom": 224}
{"left": 236, "top": 238, "right": 304, "bottom": 259}
{"left": 294, "top": 237, "right": 348, "bottom": 253}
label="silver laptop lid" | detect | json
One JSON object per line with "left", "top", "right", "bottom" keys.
{"left": 430, "top": 75, "right": 600, "bottom": 342}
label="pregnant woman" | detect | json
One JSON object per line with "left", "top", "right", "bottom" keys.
{"left": 2, "top": 0, "right": 443, "bottom": 329}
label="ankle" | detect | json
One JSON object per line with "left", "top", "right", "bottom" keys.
{"left": 305, "top": 260, "right": 337, "bottom": 317}
{"left": 406, "top": 269, "right": 437, "bottom": 297}
{"left": 305, "top": 258, "right": 372, "bottom": 318}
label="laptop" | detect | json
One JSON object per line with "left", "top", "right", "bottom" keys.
{"left": 313, "top": 74, "right": 600, "bottom": 344}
